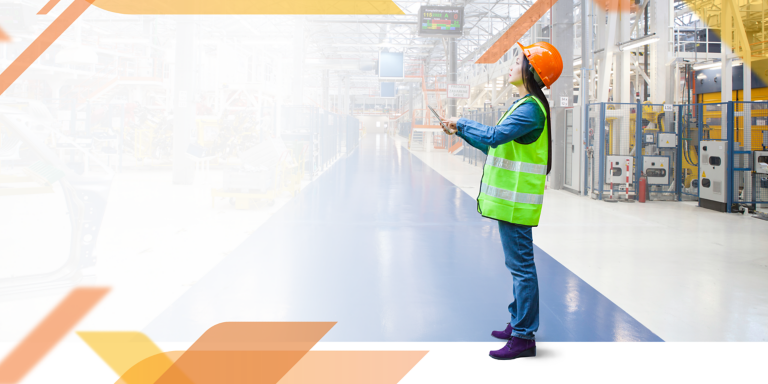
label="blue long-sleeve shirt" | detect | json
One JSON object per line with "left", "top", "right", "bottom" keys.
{"left": 456, "top": 95, "right": 545, "bottom": 155}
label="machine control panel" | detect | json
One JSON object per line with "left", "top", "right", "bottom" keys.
{"left": 643, "top": 156, "right": 670, "bottom": 185}
{"left": 605, "top": 156, "right": 634, "bottom": 184}
{"left": 699, "top": 141, "right": 728, "bottom": 212}
{"left": 755, "top": 151, "right": 768, "bottom": 174}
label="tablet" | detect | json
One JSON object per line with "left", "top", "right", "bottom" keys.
{"left": 428, "top": 105, "right": 443, "bottom": 123}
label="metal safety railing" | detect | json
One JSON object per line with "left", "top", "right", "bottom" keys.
{"left": 318, "top": 112, "right": 361, "bottom": 169}
{"left": 280, "top": 105, "right": 361, "bottom": 176}
{"left": 584, "top": 101, "right": 768, "bottom": 212}
{"left": 732, "top": 101, "right": 768, "bottom": 207}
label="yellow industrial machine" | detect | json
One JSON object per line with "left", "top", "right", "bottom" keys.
{"left": 604, "top": 102, "right": 665, "bottom": 157}
{"left": 210, "top": 139, "right": 303, "bottom": 210}
{"left": 210, "top": 155, "right": 302, "bottom": 210}
{"left": 697, "top": 88, "right": 768, "bottom": 149}
{"left": 641, "top": 102, "right": 664, "bottom": 137}
{"left": 603, "top": 102, "right": 701, "bottom": 189}
{"left": 604, "top": 105, "right": 619, "bottom": 153}
{"left": 680, "top": 115, "right": 701, "bottom": 189}
{"left": 132, "top": 128, "right": 154, "bottom": 160}
{"left": 197, "top": 117, "right": 220, "bottom": 148}
{"left": 608, "top": 97, "right": 768, "bottom": 189}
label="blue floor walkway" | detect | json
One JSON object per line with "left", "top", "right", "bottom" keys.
{"left": 145, "top": 134, "right": 662, "bottom": 342}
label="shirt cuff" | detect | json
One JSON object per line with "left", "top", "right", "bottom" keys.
{"left": 456, "top": 118, "right": 470, "bottom": 134}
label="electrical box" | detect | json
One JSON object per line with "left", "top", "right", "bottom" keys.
{"left": 699, "top": 141, "right": 728, "bottom": 212}
{"left": 605, "top": 156, "right": 634, "bottom": 184}
{"left": 658, "top": 133, "right": 676, "bottom": 148}
{"left": 754, "top": 151, "right": 768, "bottom": 174}
{"left": 643, "top": 156, "right": 670, "bottom": 185}
{"left": 644, "top": 134, "right": 655, "bottom": 144}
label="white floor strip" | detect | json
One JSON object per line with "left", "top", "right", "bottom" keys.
{"left": 4, "top": 341, "right": 767, "bottom": 384}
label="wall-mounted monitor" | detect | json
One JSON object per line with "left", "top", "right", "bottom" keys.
{"left": 380, "top": 82, "right": 395, "bottom": 98}
{"left": 378, "top": 52, "right": 404, "bottom": 79}
{"left": 418, "top": 6, "right": 464, "bottom": 37}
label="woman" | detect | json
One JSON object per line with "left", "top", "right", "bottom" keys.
{"left": 442, "top": 41, "right": 562, "bottom": 360}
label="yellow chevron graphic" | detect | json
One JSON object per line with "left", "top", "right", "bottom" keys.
{"left": 77, "top": 332, "right": 175, "bottom": 382}
{"left": 90, "top": 0, "right": 405, "bottom": 15}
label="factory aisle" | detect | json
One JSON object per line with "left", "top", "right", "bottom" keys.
{"left": 410, "top": 144, "right": 768, "bottom": 342}
{"left": 145, "top": 134, "right": 661, "bottom": 342}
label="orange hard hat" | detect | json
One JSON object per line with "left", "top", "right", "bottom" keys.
{"left": 516, "top": 41, "right": 563, "bottom": 89}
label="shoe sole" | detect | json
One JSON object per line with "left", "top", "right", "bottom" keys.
{"left": 489, "top": 347, "right": 536, "bottom": 360}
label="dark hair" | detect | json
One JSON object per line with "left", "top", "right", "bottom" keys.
{"left": 521, "top": 55, "right": 552, "bottom": 175}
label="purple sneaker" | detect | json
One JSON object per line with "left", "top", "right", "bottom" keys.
{"left": 491, "top": 323, "right": 513, "bottom": 340}
{"left": 489, "top": 336, "right": 536, "bottom": 360}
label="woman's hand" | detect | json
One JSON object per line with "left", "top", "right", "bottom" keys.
{"left": 441, "top": 117, "right": 460, "bottom": 135}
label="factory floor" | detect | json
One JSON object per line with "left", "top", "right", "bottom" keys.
{"left": 1, "top": 133, "right": 767, "bottom": 383}
{"left": 407, "top": 136, "right": 768, "bottom": 343}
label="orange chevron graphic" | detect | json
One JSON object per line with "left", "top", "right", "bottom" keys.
{"left": 115, "top": 351, "right": 185, "bottom": 384}
{"left": 278, "top": 351, "right": 429, "bottom": 384}
{"left": 0, "top": 0, "right": 402, "bottom": 96}
{"left": 475, "top": 0, "right": 633, "bottom": 64}
{"left": 79, "top": 323, "right": 427, "bottom": 384}
{"left": 475, "top": 0, "right": 558, "bottom": 64}
{"left": 0, "top": 0, "right": 94, "bottom": 96}
{"left": 0, "top": 287, "right": 109, "bottom": 384}
{"left": 38, "top": 0, "right": 64, "bottom": 15}
{"left": 0, "top": 25, "right": 10, "bottom": 42}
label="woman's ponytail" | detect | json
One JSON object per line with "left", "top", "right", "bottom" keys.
{"left": 521, "top": 55, "right": 553, "bottom": 175}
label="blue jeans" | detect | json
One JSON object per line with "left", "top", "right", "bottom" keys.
{"left": 498, "top": 220, "right": 539, "bottom": 340}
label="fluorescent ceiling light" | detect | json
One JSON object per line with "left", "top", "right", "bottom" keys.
{"left": 618, "top": 34, "right": 659, "bottom": 51}
{"left": 693, "top": 60, "right": 742, "bottom": 70}
{"left": 692, "top": 61, "right": 721, "bottom": 70}
{"left": 573, "top": 58, "right": 582, "bottom": 67}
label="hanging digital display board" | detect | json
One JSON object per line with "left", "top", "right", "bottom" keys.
{"left": 418, "top": 6, "right": 463, "bottom": 37}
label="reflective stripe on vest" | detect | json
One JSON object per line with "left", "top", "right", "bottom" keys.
{"left": 485, "top": 155, "right": 547, "bottom": 175}
{"left": 480, "top": 183, "right": 545, "bottom": 205}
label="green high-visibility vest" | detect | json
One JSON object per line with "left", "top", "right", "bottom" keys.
{"left": 477, "top": 96, "right": 548, "bottom": 226}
